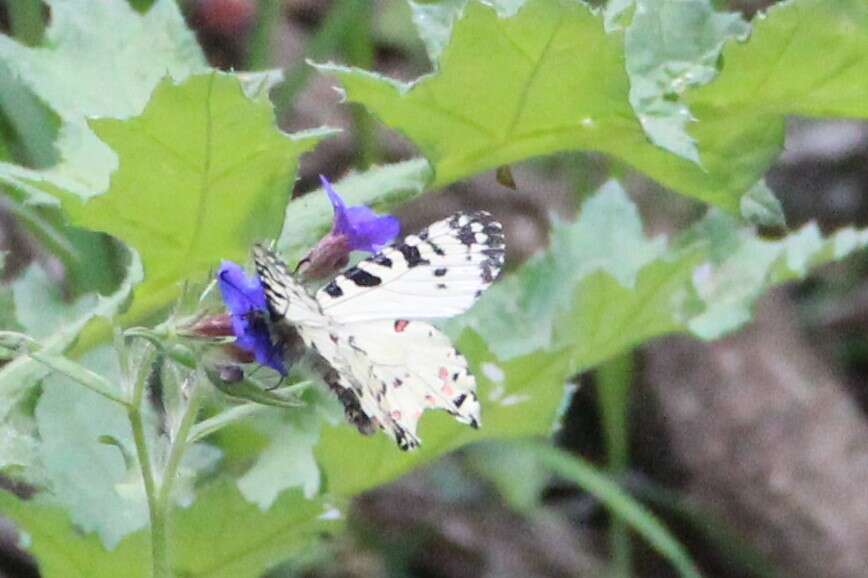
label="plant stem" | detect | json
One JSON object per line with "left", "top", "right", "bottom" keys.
{"left": 129, "top": 403, "right": 168, "bottom": 578}
{"left": 127, "top": 350, "right": 171, "bottom": 578}
{"left": 597, "top": 353, "right": 635, "bottom": 578}
{"left": 156, "top": 376, "right": 206, "bottom": 532}
{"left": 247, "top": 0, "right": 280, "bottom": 70}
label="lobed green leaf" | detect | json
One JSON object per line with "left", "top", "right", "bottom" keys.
{"left": 0, "top": 479, "right": 341, "bottom": 578}
{"left": 325, "top": 0, "right": 868, "bottom": 219}
{"left": 68, "top": 72, "right": 331, "bottom": 326}
{"left": 0, "top": 0, "right": 206, "bottom": 204}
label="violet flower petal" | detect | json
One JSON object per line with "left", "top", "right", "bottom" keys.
{"left": 216, "top": 260, "right": 287, "bottom": 376}
{"left": 320, "top": 175, "right": 400, "bottom": 253}
{"left": 342, "top": 207, "right": 401, "bottom": 253}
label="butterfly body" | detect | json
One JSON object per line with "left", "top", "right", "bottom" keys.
{"left": 254, "top": 211, "right": 505, "bottom": 450}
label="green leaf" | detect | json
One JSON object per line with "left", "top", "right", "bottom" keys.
{"left": 0, "top": 253, "right": 142, "bottom": 482}
{"left": 325, "top": 0, "right": 868, "bottom": 215}
{"left": 207, "top": 372, "right": 306, "bottom": 408}
{"left": 447, "top": 181, "right": 668, "bottom": 359}
{"left": 0, "top": 60, "right": 59, "bottom": 168}
{"left": 172, "top": 482, "right": 342, "bottom": 578}
{"left": 457, "top": 179, "right": 868, "bottom": 360}
{"left": 236, "top": 409, "right": 322, "bottom": 509}
{"left": 35, "top": 346, "right": 149, "bottom": 549}
{"left": 0, "top": 0, "right": 207, "bottom": 204}
{"left": 407, "top": 0, "right": 525, "bottom": 64}
{"left": 739, "top": 179, "right": 787, "bottom": 230}
{"left": 678, "top": 0, "right": 868, "bottom": 213}
{"left": 11, "top": 263, "right": 97, "bottom": 339}
{"left": 68, "top": 72, "right": 331, "bottom": 326}
{"left": 0, "top": 491, "right": 151, "bottom": 578}
{"left": 318, "top": 0, "right": 639, "bottom": 191}
{"left": 624, "top": 0, "right": 749, "bottom": 163}
{"left": 0, "top": 479, "right": 342, "bottom": 578}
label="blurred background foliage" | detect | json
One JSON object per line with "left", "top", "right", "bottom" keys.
{"left": 1, "top": 1, "right": 868, "bottom": 577}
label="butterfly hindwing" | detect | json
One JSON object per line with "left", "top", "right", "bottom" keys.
{"left": 315, "top": 211, "right": 505, "bottom": 323}
{"left": 333, "top": 319, "right": 480, "bottom": 449}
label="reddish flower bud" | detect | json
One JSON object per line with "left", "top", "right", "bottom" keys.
{"left": 187, "top": 313, "right": 235, "bottom": 338}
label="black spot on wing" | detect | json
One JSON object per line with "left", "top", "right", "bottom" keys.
{"left": 457, "top": 226, "right": 477, "bottom": 247}
{"left": 323, "top": 281, "right": 343, "bottom": 297}
{"left": 346, "top": 268, "right": 382, "bottom": 287}
{"left": 372, "top": 253, "right": 393, "bottom": 267}
{"left": 434, "top": 268, "right": 447, "bottom": 277}
{"left": 399, "top": 243, "right": 429, "bottom": 268}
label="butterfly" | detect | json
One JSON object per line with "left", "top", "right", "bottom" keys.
{"left": 253, "top": 211, "right": 505, "bottom": 450}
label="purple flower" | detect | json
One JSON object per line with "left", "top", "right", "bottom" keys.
{"left": 298, "top": 176, "right": 400, "bottom": 279}
{"left": 323, "top": 175, "right": 400, "bottom": 253}
{"left": 216, "top": 260, "right": 287, "bottom": 376}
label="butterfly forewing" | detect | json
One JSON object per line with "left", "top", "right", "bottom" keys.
{"left": 253, "top": 244, "right": 324, "bottom": 326}
{"left": 315, "top": 211, "right": 505, "bottom": 323}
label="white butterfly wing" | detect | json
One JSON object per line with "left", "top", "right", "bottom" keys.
{"left": 252, "top": 211, "right": 502, "bottom": 451}
{"left": 253, "top": 244, "right": 325, "bottom": 327}
{"left": 315, "top": 211, "right": 505, "bottom": 323}
{"left": 333, "top": 319, "right": 480, "bottom": 450}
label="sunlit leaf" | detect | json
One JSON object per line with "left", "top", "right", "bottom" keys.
{"left": 67, "top": 72, "right": 331, "bottom": 325}
{"left": 35, "top": 346, "right": 149, "bottom": 549}
{"left": 0, "top": 253, "right": 142, "bottom": 483}
{"left": 624, "top": 0, "right": 749, "bottom": 163}
{"left": 0, "top": 479, "right": 341, "bottom": 578}
{"left": 236, "top": 409, "right": 321, "bottom": 509}
{"left": 325, "top": 0, "right": 868, "bottom": 217}
{"left": 0, "top": 0, "right": 206, "bottom": 204}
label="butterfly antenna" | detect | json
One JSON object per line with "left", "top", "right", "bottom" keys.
{"left": 265, "top": 374, "right": 286, "bottom": 391}
{"left": 294, "top": 256, "right": 310, "bottom": 274}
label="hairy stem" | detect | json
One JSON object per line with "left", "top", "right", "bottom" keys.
{"left": 156, "top": 376, "right": 206, "bottom": 542}
{"left": 129, "top": 403, "right": 169, "bottom": 578}
{"left": 127, "top": 351, "right": 171, "bottom": 578}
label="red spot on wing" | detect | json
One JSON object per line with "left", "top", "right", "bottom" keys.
{"left": 439, "top": 367, "right": 454, "bottom": 395}
{"left": 394, "top": 319, "right": 410, "bottom": 333}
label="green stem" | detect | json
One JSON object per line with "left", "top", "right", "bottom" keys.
{"left": 0, "top": 332, "right": 128, "bottom": 406}
{"left": 248, "top": 0, "right": 281, "bottom": 70}
{"left": 129, "top": 403, "right": 168, "bottom": 578}
{"left": 597, "top": 353, "right": 635, "bottom": 578}
{"left": 156, "top": 377, "right": 206, "bottom": 525}
{"left": 126, "top": 349, "right": 171, "bottom": 578}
